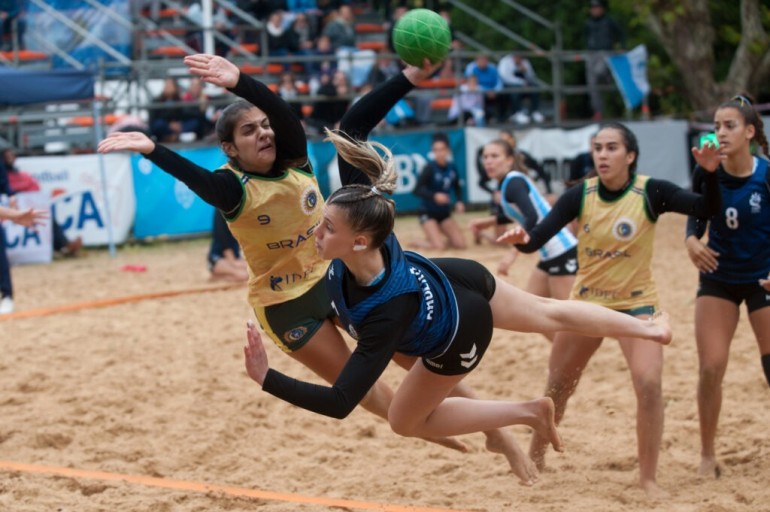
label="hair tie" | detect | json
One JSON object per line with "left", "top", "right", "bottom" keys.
{"left": 732, "top": 95, "right": 752, "bottom": 107}
{"left": 371, "top": 185, "right": 381, "bottom": 196}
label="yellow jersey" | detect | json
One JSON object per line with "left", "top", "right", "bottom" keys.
{"left": 571, "top": 175, "right": 658, "bottom": 310}
{"left": 224, "top": 164, "right": 328, "bottom": 308}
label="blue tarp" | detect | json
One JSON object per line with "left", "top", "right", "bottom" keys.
{"left": 0, "top": 67, "right": 94, "bottom": 105}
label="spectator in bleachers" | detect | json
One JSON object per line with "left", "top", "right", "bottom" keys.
{"left": 584, "top": 0, "right": 625, "bottom": 120}
{"left": 3, "top": 147, "right": 83, "bottom": 258}
{"left": 464, "top": 54, "right": 504, "bottom": 124}
{"left": 150, "top": 77, "right": 184, "bottom": 143}
{"left": 265, "top": 9, "right": 299, "bottom": 66}
{"left": 0, "top": 0, "right": 27, "bottom": 50}
{"left": 447, "top": 74, "right": 485, "bottom": 127}
{"left": 289, "top": 10, "right": 319, "bottom": 70}
{"left": 498, "top": 52, "right": 544, "bottom": 125}
{"left": 184, "top": 0, "right": 235, "bottom": 56}
{"left": 180, "top": 77, "right": 215, "bottom": 140}
{"left": 366, "top": 53, "right": 400, "bottom": 87}
{"left": 306, "top": 34, "right": 336, "bottom": 88}
{"left": 277, "top": 72, "right": 305, "bottom": 120}
{"left": 305, "top": 69, "right": 350, "bottom": 134}
{"left": 320, "top": 4, "right": 355, "bottom": 51}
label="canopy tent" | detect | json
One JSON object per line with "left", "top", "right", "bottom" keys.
{"left": 0, "top": 67, "right": 116, "bottom": 255}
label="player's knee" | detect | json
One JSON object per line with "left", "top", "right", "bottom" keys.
{"left": 761, "top": 354, "right": 770, "bottom": 388}
{"left": 387, "top": 412, "right": 419, "bottom": 438}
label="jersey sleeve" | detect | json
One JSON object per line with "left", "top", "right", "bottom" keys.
{"left": 685, "top": 166, "right": 710, "bottom": 239}
{"left": 503, "top": 176, "right": 540, "bottom": 230}
{"left": 645, "top": 172, "right": 720, "bottom": 220}
{"left": 262, "top": 294, "right": 418, "bottom": 419}
{"left": 337, "top": 73, "right": 415, "bottom": 186}
{"left": 229, "top": 73, "right": 308, "bottom": 169}
{"left": 144, "top": 144, "right": 243, "bottom": 213}
{"left": 515, "top": 184, "right": 581, "bottom": 253}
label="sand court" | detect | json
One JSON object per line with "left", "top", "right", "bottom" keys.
{"left": 1, "top": 213, "right": 768, "bottom": 511}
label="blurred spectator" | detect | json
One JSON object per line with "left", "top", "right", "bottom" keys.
{"left": 305, "top": 69, "right": 350, "bottom": 134}
{"left": 366, "top": 53, "right": 400, "bottom": 87}
{"left": 306, "top": 34, "right": 336, "bottom": 85}
{"left": 464, "top": 54, "right": 504, "bottom": 123}
{"left": 498, "top": 53, "right": 544, "bottom": 124}
{"left": 265, "top": 10, "right": 299, "bottom": 66}
{"left": 584, "top": 0, "right": 625, "bottom": 120}
{"left": 290, "top": 11, "right": 319, "bottom": 71}
{"left": 499, "top": 129, "right": 553, "bottom": 198}
{"left": 447, "top": 75, "right": 485, "bottom": 127}
{"left": 321, "top": 4, "right": 355, "bottom": 51}
{"left": 3, "top": 147, "right": 82, "bottom": 258}
{"left": 184, "top": 0, "right": 235, "bottom": 56}
{"left": 149, "top": 77, "right": 185, "bottom": 143}
{"left": 411, "top": 133, "right": 466, "bottom": 251}
{"left": 208, "top": 211, "right": 248, "bottom": 282}
{"left": 0, "top": 0, "right": 26, "bottom": 50}
{"left": 180, "top": 77, "right": 215, "bottom": 140}
{"left": 277, "top": 72, "right": 305, "bottom": 120}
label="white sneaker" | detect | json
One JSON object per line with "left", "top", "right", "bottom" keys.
{"left": 0, "top": 296, "right": 13, "bottom": 315}
{"left": 531, "top": 111, "right": 545, "bottom": 123}
{"left": 511, "top": 111, "right": 530, "bottom": 124}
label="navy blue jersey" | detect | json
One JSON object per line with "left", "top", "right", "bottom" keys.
{"left": 414, "top": 161, "right": 462, "bottom": 216}
{"left": 327, "top": 233, "right": 459, "bottom": 357}
{"left": 707, "top": 157, "right": 770, "bottom": 283}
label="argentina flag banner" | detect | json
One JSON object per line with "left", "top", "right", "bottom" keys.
{"left": 606, "top": 45, "right": 651, "bottom": 110}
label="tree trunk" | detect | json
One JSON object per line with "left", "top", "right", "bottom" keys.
{"left": 643, "top": 0, "right": 770, "bottom": 116}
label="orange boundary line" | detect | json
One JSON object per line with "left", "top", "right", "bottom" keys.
{"left": 0, "top": 282, "right": 244, "bottom": 321}
{"left": 0, "top": 461, "right": 469, "bottom": 512}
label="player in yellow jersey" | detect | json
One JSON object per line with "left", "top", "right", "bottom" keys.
{"left": 498, "top": 122, "right": 721, "bottom": 497}
{"left": 98, "top": 54, "right": 563, "bottom": 484}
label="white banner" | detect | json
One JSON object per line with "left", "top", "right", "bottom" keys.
{"left": 4, "top": 191, "right": 53, "bottom": 265}
{"left": 15, "top": 153, "right": 135, "bottom": 246}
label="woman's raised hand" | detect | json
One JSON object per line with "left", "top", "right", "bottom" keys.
{"left": 691, "top": 142, "right": 721, "bottom": 173}
{"left": 184, "top": 54, "right": 240, "bottom": 89}
{"left": 97, "top": 131, "right": 155, "bottom": 155}
{"left": 496, "top": 226, "right": 531, "bottom": 245}
{"left": 403, "top": 58, "right": 445, "bottom": 86}
{"left": 244, "top": 320, "right": 270, "bottom": 386}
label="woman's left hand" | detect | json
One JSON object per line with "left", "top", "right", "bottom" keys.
{"left": 244, "top": 320, "right": 269, "bottom": 386}
{"left": 403, "top": 58, "right": 445, "bottom": 85}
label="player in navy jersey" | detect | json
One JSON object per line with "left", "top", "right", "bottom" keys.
{"left": 242, "top": 65, "right": 676, "bottom": 480}
{"left": 411, "top": 133, "right": 467, "bottom": 250}
{"left": 684, "top": 94, "right": 770, "bottom": 479}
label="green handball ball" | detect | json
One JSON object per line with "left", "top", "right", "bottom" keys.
{"left": 392, "top": 9, "right": 451, "bottom": 66}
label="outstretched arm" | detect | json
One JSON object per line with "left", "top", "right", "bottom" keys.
{"left": 0, "top": 205, "right": 47, "bottom": 228}
{"left": 338, "top": 60, "right": 442, "bottom": 186}
{"left": 98, "top": 132, "right": 242, "bottom": 213}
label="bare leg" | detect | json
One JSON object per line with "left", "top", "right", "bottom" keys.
{"left": 488, "top": 277, "right": 671, "bottom": 345}
{"left": 388, "top": 363, "right": 562, "bottom": 453}
{"left": 524, "top": 269, "right": 558, "bottom": 342}
{"left": 411, "top": 219, "right": 446, "bottom": 250}
{"left": 439, "top": 217, "right": 467, "bottom": 250}
{"left": 449, "top": 380, "right": 540, "bottom": 485}
{"left": 529, "top": 331, "right": 601, "bottom": 469}
{"left": 694, "top": 296, "right": 739, "bottom": 478}
{"left": 618, "top": 330, "right": 666, "bottom": 498}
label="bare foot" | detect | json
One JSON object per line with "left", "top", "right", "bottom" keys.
{"left": 422, "top": 436, "right": 469, "bottom": 453}
{"left": 641, "top": 480, "right": 669, "bottom": 500}
{"left": 485, "top": 429, "right": 539, "bottom": 486}
{"left": 698, "top": 457, "right": 721, "bottom": 478}
{"left": 651, "top": 311, "right": 673, "bottom": 345}
{"left": 531, "top": 397, "right": 563, "bottom": 453}
{"left": 528, "top": 436, "right": 548, "bottom": 472}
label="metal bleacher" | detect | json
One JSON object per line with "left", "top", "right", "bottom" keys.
{"left": 0, "top": 0, "right": 618, "bottom": 155}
